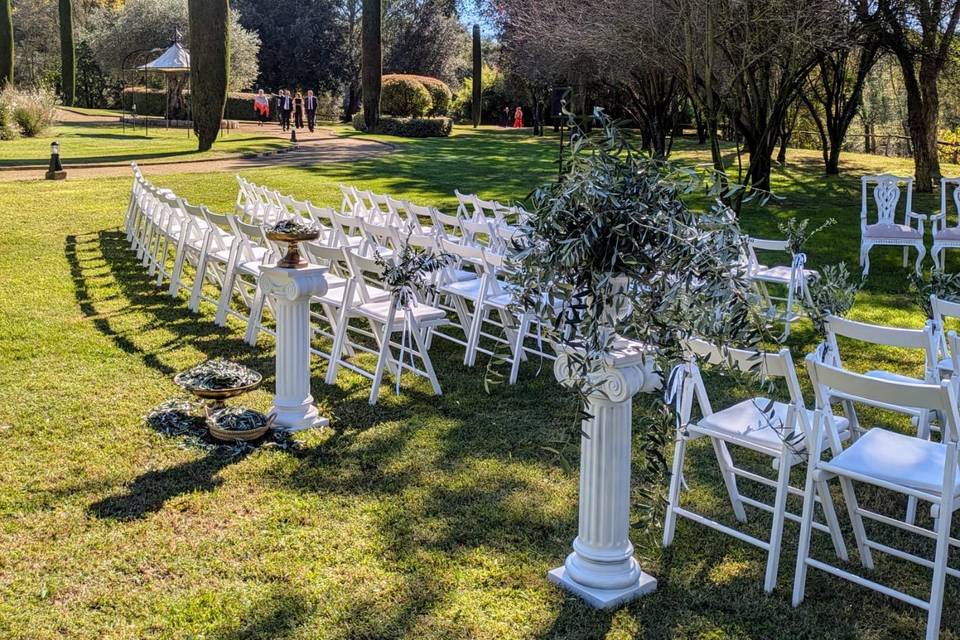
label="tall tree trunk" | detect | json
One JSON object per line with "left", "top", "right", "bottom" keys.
{"left": 472, "top": 24, "right": 481, "bottom": 128}
{"left": 361, "top": 0, "right": 381, "bottom": 130}
{"left": 0, "top": 0, "right": 12, "bottom": 87}
{"left": 58, "top": 0, "right": 75, "bottom": 106}
{"left": 188, "top": 0, "right": 229, "bottom": 152}
{"left": 894, "top": 52, "right": 941, "bottom": 192}
{"left": 345, "top": 80, "right": 361, "bottom": 120}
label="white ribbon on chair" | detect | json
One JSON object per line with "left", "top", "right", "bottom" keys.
{"left": 791, "top": 252, "right": 808, "bottom": 296}
{"left": 664, "top": 363, "right": 689, "bottom": 491}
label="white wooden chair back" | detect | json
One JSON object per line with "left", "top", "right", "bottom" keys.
{"left": 861, "top": 174, "right": 914, "bottom": 231}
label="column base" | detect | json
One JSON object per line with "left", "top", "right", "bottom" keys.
{"left": 547, "top": 565, "right": 657, "bottom": 610}
{"left": 269, "top": 399, "right": 329, "bottom": 432}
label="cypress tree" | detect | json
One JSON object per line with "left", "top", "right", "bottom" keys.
{"left": 361, "top": 0, "right": 381, "bottom": 130}
{"left": 188, "top": 0, "right": 230, "bottom": 151}
{"left": 472, "top": 24, "right": 481, "bottom": 128}
{"left": 0, "top": 0, "right": 12, "bottom": 87}
{"left": 59, "top": 0, "right": 75, "bottom": 106}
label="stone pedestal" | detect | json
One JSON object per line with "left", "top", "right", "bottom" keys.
{"left": 548, "top": 339, "right": 660, "bottom": 609}
{"left": 259, "top": 264, "right": 329, "bottom": 432}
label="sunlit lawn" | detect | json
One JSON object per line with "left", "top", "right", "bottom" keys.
{"left": 0, "top": 125, "right": 958, "bottom": 639}
{"left": 0, "top": 120, "right": 289, "bottom": 167}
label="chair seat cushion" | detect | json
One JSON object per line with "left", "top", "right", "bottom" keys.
{"left": 356, "top": 300, "right": 446, "bottom": 324}
{"left": 829, "top": 428, "right": 960, "bottom": 495}
{"left": 934, "top": 226, "right": 960, "bottom": 242}
{"left": 753, "top": 264, "right": 818, "bottom": 284}
{"left": 696, "top": 398, "right": 849, "bottom": 450}
{"left": 863, "top": 223, "right": 921, "bottom": 240}
{"left": 440, "top": 277, "right": 484, "bottom": 299}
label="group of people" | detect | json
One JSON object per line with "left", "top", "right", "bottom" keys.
{"left": 253, "top": 89, "right": 322, "bottom": 133}
{"left": 502, "top": 105, "right": 524, "bottom": 128}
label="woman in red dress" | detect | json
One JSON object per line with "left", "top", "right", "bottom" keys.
{"left": 513, "top": 106, "right": 523, "bottom": 128}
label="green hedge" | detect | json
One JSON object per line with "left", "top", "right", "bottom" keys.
{"left": 401, "top": 75, "right": 451, "bottom": 116}
{"left": 352, "top": 111, "right": 452, "bottom": 138}
{"left": 380, "top": 75, "right": 432, "bottom": 118}
{"left": 122, "top": 87, "right": 343, "bottom": 121}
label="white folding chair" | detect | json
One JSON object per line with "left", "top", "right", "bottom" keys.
{"left": 328, "top": 248, "right": 448, "bottom": 404}
{"left": 164, "top": 199, "right": 209, "bottom": 297}
{"left": 823, "top": 315, "right": 944, "bottom": 524}
{"left": 746, "top": 237, "right": 817, "bottom": 337}
{"left": 217, "top": 217, "right": 273, "bottom": 337}
{"left": 338, "top": 184, "right": 360, "bottom": 215}
{"left": 303, "top": 242, "right": 388, "bottom": 371}
{"left": 795, "top": 355, "right": 960, "bottom": 640}
{"left": 859, "top": 174, "right": 926, "bottom": 276}
{"left": 662, "top": 339, "right": 849, "bottom": 593}
{"left": 931, "top": 294, "right": 960, "bottom": 376}
{"left": 187, "top": 207, "right": 237, "bottom": 315}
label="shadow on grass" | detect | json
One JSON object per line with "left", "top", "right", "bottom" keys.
{"left": 88, "top": 448, "right": 251, "bottom": 521}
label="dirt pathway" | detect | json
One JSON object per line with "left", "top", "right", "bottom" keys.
{"left": 0, "top": 111, "right": 394, "bottom": 182}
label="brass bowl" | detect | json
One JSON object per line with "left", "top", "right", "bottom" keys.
{"left": 266, "top": 229, "right": 321, "bottom": 269}
{"left": 173, "top": 371, "right": 262, "bottom": 410}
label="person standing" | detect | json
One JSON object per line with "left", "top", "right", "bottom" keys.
{"left": 501, "top": 105, "right": 510, "bottom": 128}
{"left": 253, "top": 89, "right": 270, "bottom": 126}
{"left": 293, "top": 91, "right": 305, "bottom": 130}
{"left": 280, "top": 90, "right": 293, "bottom": 131}
{"left": 513, "top": 106, "right": 523, "bottom": 129}
{"left": 305, "top": 90, "right": 318, "bottom": 132}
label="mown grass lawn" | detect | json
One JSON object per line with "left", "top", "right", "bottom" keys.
{"left": 0, "top": 120, "right": 289, "bottom": 167}
{"left": 0, "top": 125, "right": 958, "bottom": 639}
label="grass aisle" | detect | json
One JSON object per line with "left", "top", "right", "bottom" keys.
{"left": 0, "top": 127, "right": 956, "bottom": 639}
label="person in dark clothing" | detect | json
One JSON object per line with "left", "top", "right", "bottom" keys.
{"left": 305, "top": 90, "right": 319, "bottom": 132}
{"left": 501, "top": 105, "right": 510, "bottom": 128}
{"left": 279, "top": 90, "right": 293, "bottom": 131}
{"left": 293, "top": 91, "right": 304, "bottom": 129}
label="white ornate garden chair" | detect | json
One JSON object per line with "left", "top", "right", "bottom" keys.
{"left": 859, "top": 174, "right": 926, "bottom": 276}
{"left": 662, "top": 339, "right": 849, "bottom": 593}
{"left": 930, "top": 176, "right": 960, "bottom": 270}
{"left": 796, "top": 354, "right": 960, "bottom": 640}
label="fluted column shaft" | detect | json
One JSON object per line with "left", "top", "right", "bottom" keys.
{"left": 548, "top": 345, "right": 660, "bottom": 608}
{"left": 259, "top": 265, "right": 329, "bottom": 432}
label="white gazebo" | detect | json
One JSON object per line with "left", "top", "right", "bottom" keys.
{"left": 136, "top": 34, "right": 191, "bottom": 124}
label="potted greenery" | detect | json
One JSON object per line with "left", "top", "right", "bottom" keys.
{"left": 506, "top": 110, "right": 767, "bottom": 606}
{"left": 509, "top": 110, "right": 766, "bottom": 390}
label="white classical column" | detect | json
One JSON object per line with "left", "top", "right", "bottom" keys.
{"left": 259, "top": 264, "right": 330, "bottom": 432}
{"left": 547, "top": 340, "right": 660, "bottom": 609}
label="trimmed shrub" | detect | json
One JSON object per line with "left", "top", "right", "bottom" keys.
{"left": 1, "top": 85, "right": 57, "bottom": 137}
{"left": 380, "top": 75, "right": 432, "bottom": 117}
{"left": 352, "top": 111, "right": 452, "bottom": 138}
{"left": 405, "top": 75, "right": 452, "bottom": 116}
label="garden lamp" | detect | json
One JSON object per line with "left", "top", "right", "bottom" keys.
{"left": 45, "top": 141, "right": 66, "bottom": 180}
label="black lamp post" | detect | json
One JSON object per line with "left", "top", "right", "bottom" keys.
{"left": 45, "top": 141, "right": 66, "bottom": 180}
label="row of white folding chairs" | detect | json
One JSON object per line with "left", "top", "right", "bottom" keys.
{"left": 665, "top": 320, "right": 960, "bottom": 639}
{"left": 238, "top": 175, "right": 526, "bottom": 257}
{"left": 233, "top": 178, "right": 555, "bottom": 387}
{"left": 124, "top": 164, "right": 280, "bottom": 342}
{"left": 227, "top": 182, "right": 549, "bottom": 398}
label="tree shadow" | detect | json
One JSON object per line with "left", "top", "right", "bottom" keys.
{"left": 88, "top": 448, "right": 250, "bottom": 521}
